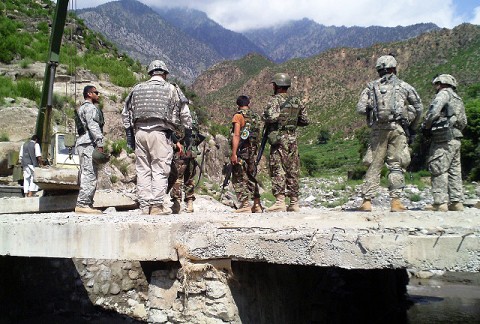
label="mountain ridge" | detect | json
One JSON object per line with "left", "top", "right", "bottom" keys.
{"left": 77, "top": 0, "right": 439, "bottom": 84}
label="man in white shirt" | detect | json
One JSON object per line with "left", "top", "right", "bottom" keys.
{"left": 19, "top": 135, "right": 43, "bottom": 197}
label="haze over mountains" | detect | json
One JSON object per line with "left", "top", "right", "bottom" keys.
{"left": 77, "top": 0, "right": 438, "bottom": 83}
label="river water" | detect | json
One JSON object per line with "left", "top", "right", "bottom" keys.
{"left": 406, "top": 272, "right": 480, "bottom": 323}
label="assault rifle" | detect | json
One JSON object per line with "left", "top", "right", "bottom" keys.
{"left": 220, "top": 137, "right": 246, "bottom": 197}
{"left": 252, "top": 124, "right": 271, "bottom": 177}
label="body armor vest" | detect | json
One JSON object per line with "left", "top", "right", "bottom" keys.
{"left": 234, "top": 109, "right": 261, "bottom": 147}
{"left": 75, "top": 102, "right": 105, "bottom": 135}
{"left": 132, "top": 80, "right": 172, "bottom": 123}
{"left": 21, "top": 141, "right": 37, "bottom": 168}
{"left": 277, "top": 96, "right": 302, "bottom": 131}
{"left": 431, "top": 89, "right": 466, "bottom": 142}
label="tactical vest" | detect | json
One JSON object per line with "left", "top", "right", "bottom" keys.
{"left": 370, "top": 77, "right": 408, "bottom": 124}
{"left": 277, "top": 96, "right": 302, "bottom": 131}
{"left": 431, "top": 89, "right": 466, "bottom": 142}
{"left": 131, "top": 79, "right": 173, "bottom": 123}
{"left": 234, "top": 109, "right": 261, "bottom": 147}
{"left": 75, "top": 102, "right": 105, "bottom": 135}
{"left": 21, "top": 141, "right": 38, "bottom": 168}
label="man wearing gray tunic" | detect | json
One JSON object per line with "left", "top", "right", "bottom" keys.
{"left": 75, "top": 85, "right": 105, "bottom": 214}
{"left": 356, "top": 55, "right": 423, "bottom": 212}
{"left": 122, "top": 60, "right": 192, "bottom": 215}
{"left": 422, "top": 74, "right": 467, "bottom": 212}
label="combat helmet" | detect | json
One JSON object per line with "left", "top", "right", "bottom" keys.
{"left": 432, "top": 74, "right": 457, "bottom": 89}
{"left": 147, "top": 60, "right": 169, "bottom": 75}
{"left": 375, "top": 55, "right": 397, "bottom": 70}
{"left": 271, "top": 73, "right": 291, "bottom": 87}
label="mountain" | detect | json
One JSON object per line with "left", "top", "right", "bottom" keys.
{"left": 243, "top": 18, "right": 439, "bottom": 62}
{"left": 192, "top": 24, "right": 480, "bottom": 141}
{"left": 152, "top": 7, "right": 266, "bottom": 60}
{"left": 77, "top": 0, "right": 223, "bottom": 83}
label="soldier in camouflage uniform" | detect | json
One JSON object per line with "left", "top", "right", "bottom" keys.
{"left": 357, "top": 55, "right": 423, "bottom": 212}
{"left": 170, "top": 110, "right": 202, "bottom": 214}
{"left": 263, "top": 73, "right": 309, "bottom": 212}
{"left": 75, "top": 85, "right": 105, "bottom": 214}
{"left": 122, "top": 60, "right": 192, "bottom": 215}
{"left": 230, "top": 95, "right": 263, "bottom": 213}
{"left": 422, "top": 74, "right": 467, "bottom": 212}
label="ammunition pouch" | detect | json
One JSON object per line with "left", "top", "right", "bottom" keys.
{"left": 267, "top": 130, "right": 280, "bottom": 145}
{"left": 431, "top": 127, "right": 453, "bottom": 143}
{"left": 431, "top": 118, "right": 452, "bottom": 143}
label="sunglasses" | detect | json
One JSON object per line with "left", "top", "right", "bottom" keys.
{"left": 90, "top": 91, "right": 99, "bottom": 95}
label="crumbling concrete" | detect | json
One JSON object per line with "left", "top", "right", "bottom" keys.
{"left": 1, "top": 206, "right": 479, "bottom": 272}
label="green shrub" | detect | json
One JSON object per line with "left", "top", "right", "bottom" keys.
{"left": 301, "top": 153, "right": 319, "bottom": 176}
{"left": 15, "top": 79, "right": 41, "bottom": 103}
{"left": 0, "top": 133, "right": 9, "bottom": 142}
{"left": 210, "top": 124, "right": 230, "bottom": 137}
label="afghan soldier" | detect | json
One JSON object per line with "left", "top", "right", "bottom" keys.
{"left": 122, "top": 60, "right": 192, "bottom": 215}
{"left": 357, "top": 55, "right": 423, "bottom": 212}
{"left": 422, "top": 74, "right": 467, "bottom": 212}
{"left": 230, "top": 95, "right": 263, "bottom": 213}
{"left": 263, "top": 73, "right": 309, "bottom": 212}
{"left": 75, "top": 85, "right": 105, "bottom": 214}
{"left": 170, "top": 110, "right": 203, "bottom": 214}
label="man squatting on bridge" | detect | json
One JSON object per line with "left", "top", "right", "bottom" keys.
{"left": 422, "top": 74, "right": 467, "bottom": 212}
{"left": 122, "top": 60, "right": 192, "bottom": 215}
{"left": 356, "top": 55, "right": 423, "bottom": 212}
{"left": 75, "top": 85, "right": 106, "bottom": 214}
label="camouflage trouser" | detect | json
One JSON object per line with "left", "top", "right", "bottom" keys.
{"left": 269, "top": 133, "right": 300, "bottom": 198}
{"left": 135, "top": 128, "right": 173, "bottom": 209}
{"left": 232, "top": 146, "right": 260, "bottom": 202}
{"left": 427, "top": 139, "right": 463, "bottom": 204}
{"left": 170, "top": 157, "right": 196, "bottom": 202}
{"left": 76, "top": 144, "right": 98, "bottom": 207}
{"left": 362, "top": 125, "right": 411, "bottom": 199}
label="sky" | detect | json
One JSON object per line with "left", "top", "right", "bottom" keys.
{"left": 74, "top": 0, "right": 480, "bottom": 32}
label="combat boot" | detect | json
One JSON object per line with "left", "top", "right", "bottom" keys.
{"left": 75, "top": 206, "right": 102, "bottom": 214}
{"left": 424, "top": 203, "right": 448, "bottom": 212}
{"left": 235, "top": 200, "right": 252, "bottom": 213}
{"left": 266, "top": 194, "right": 287, "bottom": 212}
{"left": 251, "top": 198, "right": 263, "bottom": 213}
{"left": 448, "top": 202, "right": 464, "bottom": 211}
{"left": 358, "top": 199, "right": 372, "bottom": 212}
{"left": 150, "top": 204, "right": 172, "bottom": 215}
{"left": 185, "top": 199, "right": 194, "bottom": 213}
{"left": 390, "top": 198, "right": 407, "bottom": 212}
{"left": 287, "top": 196, "right": 300, "bottom": 212}
{"left": 171, "top": 199, "right": 181, "bottom": 214}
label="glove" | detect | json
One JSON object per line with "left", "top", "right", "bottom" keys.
{"left": 126, "top": 127, "right": 135, "bottom": 150}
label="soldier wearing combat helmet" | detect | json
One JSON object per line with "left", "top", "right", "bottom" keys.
{"left": 356, "top": 54, "right": 423, "bottom": 212}
{"left": 122, "top": 60, "right": 192, "bottom": 215}
{"left": 262, "top": 73, "right": 309, "bottom": 212}
{"left": 422, "top": 74, "right": 467, "bottom": 212}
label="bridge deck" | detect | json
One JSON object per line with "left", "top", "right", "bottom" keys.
{"left": 1, "top": 208, "right": 479, "bottom": 272}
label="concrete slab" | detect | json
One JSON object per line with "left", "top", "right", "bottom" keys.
{"left": 0, "top": 190, "right": 137, "bottom": 214}
{"left": 0, "top": 207, "right": 479, "bottom": 272}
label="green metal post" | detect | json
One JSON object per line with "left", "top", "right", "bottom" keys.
{"left": 36, "top": 0, "right": 69, "bottom": 160}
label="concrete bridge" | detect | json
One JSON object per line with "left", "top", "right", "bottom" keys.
{"left": 2, "top": 206, "right": 479, "bottom": 272}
